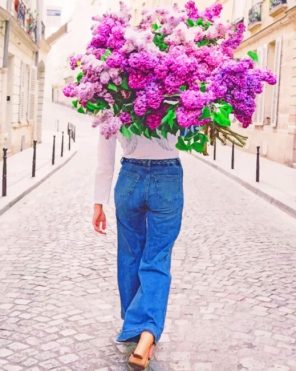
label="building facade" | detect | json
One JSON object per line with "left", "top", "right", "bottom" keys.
{"left": 0, "top": 0, "right": 50, "bottom": 158}
{"left": 216, "top": 0, "right": 296, "bottom": 166}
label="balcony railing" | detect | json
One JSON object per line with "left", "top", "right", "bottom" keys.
{"left": 270, "top": 0, "right": 288, "bottom": 16}
{"left": 248, "top": 2, "right": 262, "bottom": 29}
{"left": 41, "top": 21, "right": 45, "bottom": 38}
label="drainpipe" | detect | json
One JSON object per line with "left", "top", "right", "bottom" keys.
{"left": 3, "top": 0, "right": 12, "bottom": 67}
{"left": 35, "top": 0, "right": 43, "bottom": 66}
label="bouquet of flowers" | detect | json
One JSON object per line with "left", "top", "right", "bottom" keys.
{"left": 63, "top": 1, "right": 277, "bottom": 155}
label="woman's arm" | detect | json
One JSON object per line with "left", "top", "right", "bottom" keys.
{"left": 92, "top": 132, "right": 117, "bottom": 234}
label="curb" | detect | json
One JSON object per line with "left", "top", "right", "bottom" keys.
{"left": 0, "top": 150, "right": 78, "bottom": 216}
{"left": 191, "top": 153, "right": 296, "bottom": 220}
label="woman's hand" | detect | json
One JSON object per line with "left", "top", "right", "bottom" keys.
{"left": 92, "top": 204, "right": 107, "bottom": 235}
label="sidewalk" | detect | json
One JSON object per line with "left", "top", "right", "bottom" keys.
{"left": 192, "top": 142, "right": 296, "bottom": 219}
{"left": 0, "top": 130, "right": 77, "bottom": 215}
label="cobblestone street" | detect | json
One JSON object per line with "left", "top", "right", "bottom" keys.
{"left": 0, "top": 123, "right": 296, "bottom": 371}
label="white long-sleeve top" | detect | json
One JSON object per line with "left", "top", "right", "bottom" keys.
{"left": 94, "top": 130, "right": 179, "bottom": 205}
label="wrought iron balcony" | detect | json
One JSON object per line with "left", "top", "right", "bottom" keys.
{"left": 41, "top": 21, "right": 45, "bottom": 38}
{"left": 248, "top": 2, "right": 262, "bottom": 29}
{"left": 270, "top": 0, "right": 288, "bottom": 16}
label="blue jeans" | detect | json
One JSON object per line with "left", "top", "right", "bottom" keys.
{"left": 114, "top": 156, "right": 184, "bottom": 344}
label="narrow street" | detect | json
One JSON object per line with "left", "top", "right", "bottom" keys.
{"left": 0, "top": 107, "right": 295, "bottom": 370}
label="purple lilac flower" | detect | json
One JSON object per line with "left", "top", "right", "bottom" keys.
{"left": 63, "top": 83, "right": 77, "bottom": 97}
{"left": 180, "top": 90, "right": 209, "bottom": 110}
{"left": 76, "top": 82, "right": 95, "bottom": 101}
{"left": 128, "top": 51, "right": 159, "bottom": 72}
{"left": 93, "top": 110, "right": 122, "bottom": 139}
{"left": 185, "top": 0, "right": 199, "bottom": 20}
{"left": 119, "top": 112, "right": 132, "bottom": 124}
{"left": 134, "top": 91, "right": 147, "bottom": 116}
{"left": 69, "top": 54, "right": 82, "bottom": 70}
{"left": 176, "top": 107, "right": 202, "bottom": 127}
{"left": 145, "top": 82, "right": 164, "bottom": 110}
{"left": 146, "top": 112, "right": 163, "bottom": 130}
{"left": 202, "top": 4, "right": 223, "bottom": 22}
{"left": 106, "top": 52, "right": 125, "bottom": 68}
{"left": 128, "top": 72, "right": 151, "bottom": 89}
{"left": 221, "top": 22, "right": 246, "bottom": 57}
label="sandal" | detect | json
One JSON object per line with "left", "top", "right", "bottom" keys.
{"left": 128, "top": 331, "right": 155, "bottom": 370}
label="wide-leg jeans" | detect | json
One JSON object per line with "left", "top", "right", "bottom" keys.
{"left": 114, "top": 156, "right": 184, "bottom": 344}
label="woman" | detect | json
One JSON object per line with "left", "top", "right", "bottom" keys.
{"left": 92, "top": 129, "right": 184, "bottom": 369}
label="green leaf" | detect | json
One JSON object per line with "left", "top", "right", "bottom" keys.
{"left": 219, "top": 101, "right": 233, "bottom": 114}
{"left": 121, "top": 125, "right": 132, "bottom": 139}
{"left": 200, "top": 106, "right": 211, "bottom": 120}
{"left": 152, "top": 23, "right": 160, "bottom": 31}
{"left": 107, "top": 83, "right": 118, "bottom": 92}
{"left": 176, "top": 136, "right": 190, "bottom": 151}
{"left": 113, "top": 103, "right": 120, "bottom": 115}
{"left": 96, "top": 99, "right": 109, "bottom": 110}
{"left": 72, "top": 100, "right": 78, "bottom": 108}
{"left": 160, "top": 126, "right": 168, "bottom": 139}
{"left": 86, "top": 102, "right": 97, "bottom": 112}
{"left": 186, "top": 19, "right": 195, "bottom": 27}
{"left": 153, "top": 33, "right": 169, "bottom": 52}
{"left": 196, "top": 133, "right": 208, "bottom": 145}
{"left": 247, "top": 50, "right": 259, "bottom": 62}
{"left": 196, "top": 18, "right": 204, "bottom": 26}
{"left": 180, "top": 85, "right": 187, "bottom": 91}
{"left": 130, "top": 123, "right": 142, "bottom": 135}
{"left": 191, "top": 142, "right": 204, "bottom": 153}
{"left": 143, "top": 127, "right": 152, "bottom": 139}
{"left": 204, "top": 21, "right": 212, "bottom": 30}
{"left": 76, "top": 72, "right": 83, "bottom": 83}
{"left": 120, "top": 75, "right": 129, "bottom": 90}
{"left": 161, "top": 107, "right": 176, "bottom": 130}
{"left": 100, "top": 48, "right": 112, "bottom": 61}
{"left": 77, "top": 106, "right": 85, "bottom": 114}
{"left": 213, "top": 111, "right": 231, "bottom": 127}
{"left": 200, "top": 82, "right": 207, "bottom": 93}
{"left": 150, "top": 130, "right": 161, "bottom": 139}
{"left": 197, "top": 39, "right": 210, "bottom": 47}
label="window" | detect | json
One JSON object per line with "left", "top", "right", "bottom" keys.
{"left": 254, "top": 37, "right": 282, "bottom": 127}
{"left": 270, "top": 37, "right": 282, "bottom": 127}
{"left": 19, "top": 62, "right": 30, "bottom": 123}
{"left": 253, "top": 44, "right": 268, "bottom": 125}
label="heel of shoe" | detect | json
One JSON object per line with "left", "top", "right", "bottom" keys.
{"left": 133, "top": 331, "right": 154, "bottom": 359}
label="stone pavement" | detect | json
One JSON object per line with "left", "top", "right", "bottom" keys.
{"left": 0, "top": 124, "right": 296, "bottom": 371}
{"left": 0, "top": 129, "right": 77, "bottom": 215}
{"left": 192, "top": 142, "right": 296, "bottom": 219}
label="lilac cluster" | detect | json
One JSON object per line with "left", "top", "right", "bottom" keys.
{"left": 63, "top": 0, "right": 277, "bottom": 138}
{"left": 209, "top": 58, "right": 276, "bottom": 127}
{"left": 92, "top": 110, "right": 122, "bottom": 138}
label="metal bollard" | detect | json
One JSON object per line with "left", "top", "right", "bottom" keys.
{"left": 52, "top": 135, "right": 56, "bottom": 165}
{"left": 32, "top": 140, "right": 37, "bottom": 177}
{"left": 256, "top": 146, "right": 260, "bottom": 182}
{"left": 231, "top": 142, "right": 235, "bottom": 169}
{"left": 213, "top": 140, "right": 216, "bottom": 161}
{"left": 2, "top": 148, "right": 7, "bottom": 197}
{"left": 61, "top": 131, "right": 64, "bottom": 157}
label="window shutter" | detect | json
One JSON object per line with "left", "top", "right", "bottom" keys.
{"left": 270, "top": 36, "right": 282, "bottom": 128}
{"left": 28, "top": 66, "right": 37, "bottom": 122}
{"left": 255, "top": 44, "right": 268, "bottom": 125}
{"left": 253, "top": 47, "right": 262, "bottom": 125}
{"left": 19, "top": 62, "right": 26, "bottom": 122}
